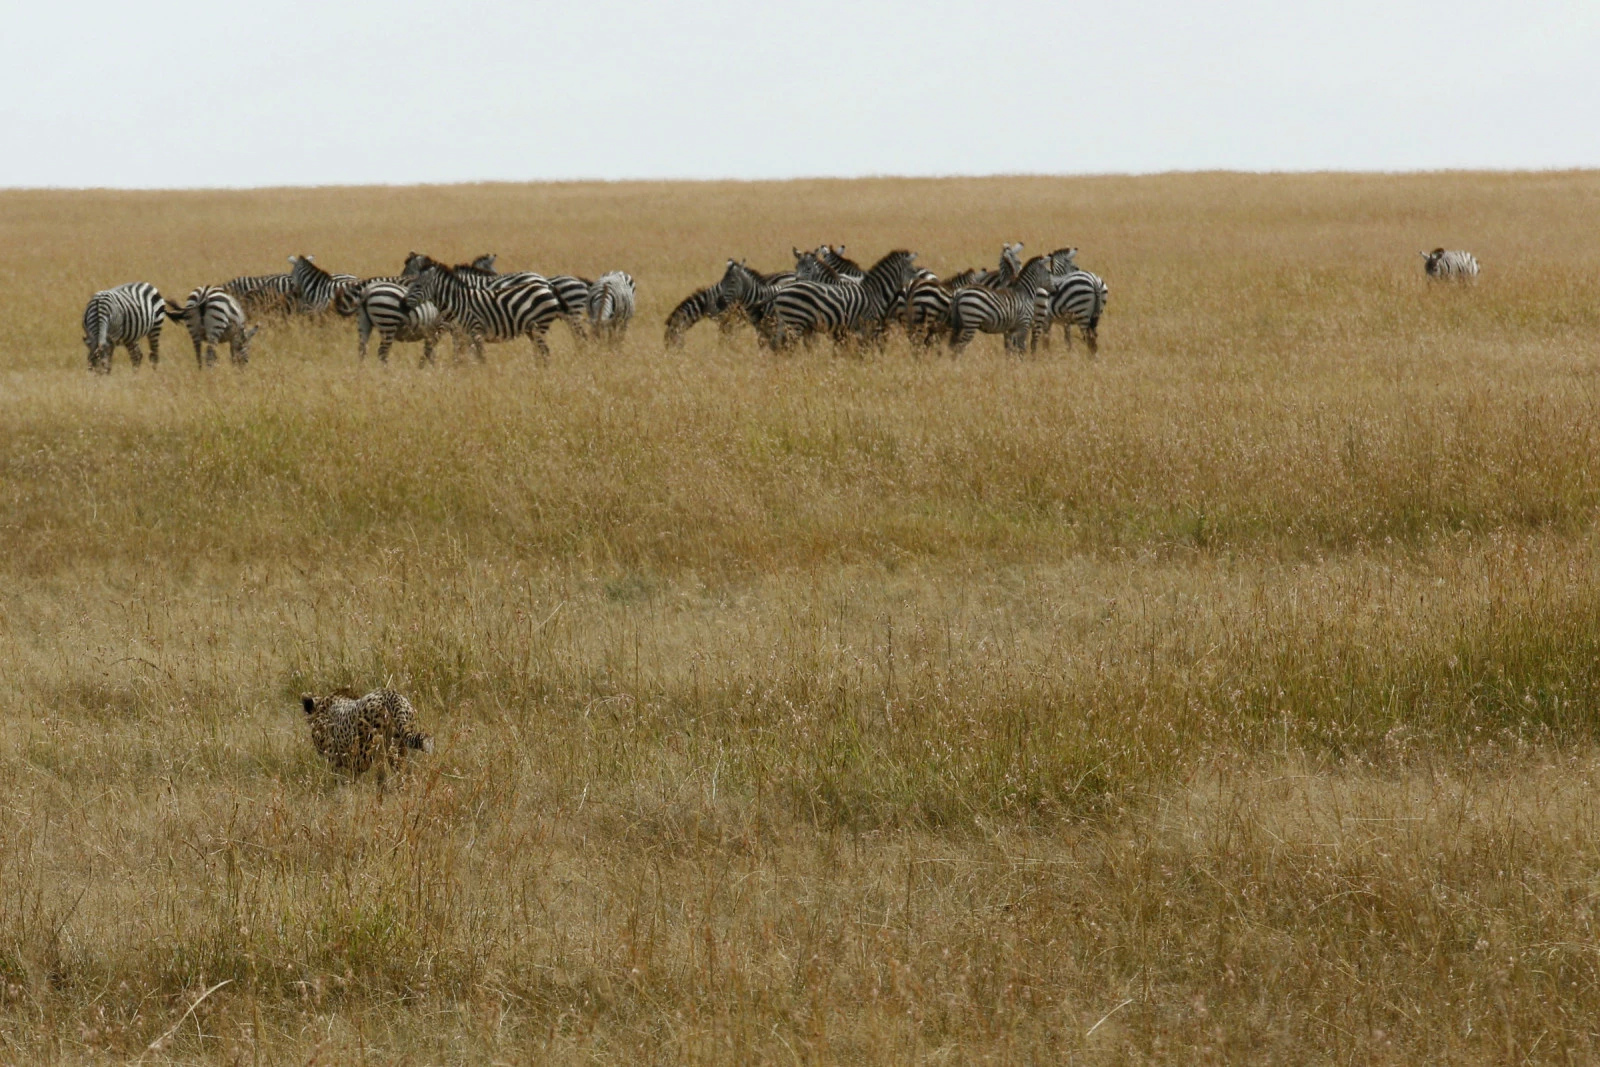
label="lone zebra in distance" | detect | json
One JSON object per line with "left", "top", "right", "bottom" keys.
{"left": 1421, "top": 248, "right": 1480, "bottom": 280}
{"left": 82, "top": 282, "right": 166, "bottom": 373}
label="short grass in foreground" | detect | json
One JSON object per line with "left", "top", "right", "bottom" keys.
{"left": 2, "top": 171, "right": 1600, "bottom": 1061}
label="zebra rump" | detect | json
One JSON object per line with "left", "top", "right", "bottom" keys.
{"left": 587, "top": 271, "right": 636, "bottom": 341}
{"left": 82, "top": 282, "right": 166, "bottom": 373}
{"left": 167, "top": 287, "right": 258, "bottom": 367}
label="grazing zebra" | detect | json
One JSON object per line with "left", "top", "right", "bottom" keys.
{"left": 717, "top": 261, "right": 793, "bottom": 328}
{"left": 402, "top": 263, "right": 564, "bottom": 363}
{"left": 1421, "top": 248, "right": 1479, "bottom": 280}
{"left": 760, "top": 250, "right": 919, "bottom": 350}
{"left": 340, "top": 279, "right": 445, "bottom": 364}
{"left": 664, "top": 284, "right": 733, "bottom": 346}
{"left": 1034, "top": 269, "right": 1109, "bottom": 355}
{"left": 587, "top": 271, "right": 636, "bottom": 342}
{"left": 224, "top": 271, "right": 296, "bottom": 315}
{"left": 948, "top": 254, "right": 1053, "bottom": 355}
{"left": 82, "top": 282, "right": 166, "bottom": 373}
{"left": 166, "top": 287, "right": 258, "bottom": 367}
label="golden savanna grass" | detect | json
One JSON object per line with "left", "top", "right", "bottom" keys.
{"left": 4, "top": 172, "right": 1600, "bottom": 1062}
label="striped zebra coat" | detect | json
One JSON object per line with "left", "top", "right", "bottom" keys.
{"left": 338, "top": 279, "right": 444, "bottom": 363}
{"left": 587, "top": 271, "right": 636, "bottom": 342}
{"left": 717, "top": 261, "right": 794, "bottom": 329}
{"left": 948, "top": 254, "right": 1053, "bottom": 354}
{"left": 664, "top": 284, "right": 733, "bottom": 346}
{"left": 288, "top": 255, "right": 354, "bottom": 314}
{"left": 167, "top": 287, "right": 258, "bottom": 367}
{"left": 82, "top": 282, "right": 166, "bottom": 372}
{"left": 224, "top": 272, "right": 296, "bottom": 315}
{"left": 1421, "top": 248, "right": 1479, "bottom": 280}
{"left": 403, "top": 263, "right": 564, "bottom": 363}
{"left": 1033, "top": 269, "right": 1108, "bottom": 355}
{"left": 760, "top": 250, "right": 919, "bottom": 350}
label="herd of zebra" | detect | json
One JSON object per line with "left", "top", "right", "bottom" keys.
{"left": 666, "top": 243, "right": 1109, "bottom": 355}
{"left": 79, "top": 240, "right": 1480, "bottom": 372}
{"left": 81, "top": 252, "right": 636, "bottom": 372}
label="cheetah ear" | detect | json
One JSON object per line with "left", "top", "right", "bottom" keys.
{"left": 301, "top": 694, "right": 315, "bottom": 715}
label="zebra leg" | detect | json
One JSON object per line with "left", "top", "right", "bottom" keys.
{"left": 127, "top": 340, "right": 144, "bottom": 368}
{"left": 357, "top": 314, "right": 372, "bottom": 361}
{"left": 205, "top": 342, "right": 217, "bottom": 367}
{"left": 192, "top": 335, "right": 205, "bottom": 368}
{"left": 528, "top": 328, "right": 549, "bottom": 366}
{"left": 420, "top": 333, "right": 436, "bottom": 366}
{"left": 148, "top": 325, "right": 161, "bottom": 366}
{"left": 377, "top": 335, "right": 393, "bottom": 363}
{"left": 1085, "top": 326, "right": 1099, "bottom": 357}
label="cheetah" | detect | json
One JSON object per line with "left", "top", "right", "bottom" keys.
{"left": 299, "top": 687, "right": 433, "bottom": 776}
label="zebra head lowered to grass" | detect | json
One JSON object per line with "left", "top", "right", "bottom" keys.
{"left": 1421, "top": 248, "right": 1479, "bottom": 281}
{"left": 82, "top": 282, "right": 166, "bottom": 373}
{"left": 664, "top": 284, "right": 733, "bottom": 347}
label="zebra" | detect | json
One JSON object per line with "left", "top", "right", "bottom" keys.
{"left": 82, "top": 283, "right": 166, "bottom": 373}
{"left": 760, "top": 249, "right": 919, "bottom": 350}
{"left": 224, "top": 271, "right": 296, "bottom": 315}
{"left": 288, "top": 255, "right": 350, "bottom": 314}
{"left": 817, "top": 245, "right": 864, "bottom": 281}
{"left": 542, "top": 274, "right": 594, "bottom": 338}
{"left": 664, "top": 284, "right": 733, "bottom": 347}
{"left": 717, "top": 260, "right": 793, "bottom": 330}
{"left": 587, "top": 271, "right": 636, "bottom": 342}
{"left": 903, "top": 272, "right": 957, "bottom": 346}
{"left": 340, "top": 279, "right": 444, "bottom": 364}
{"left": 402, "top": 262, "right": 564, "bottom": 363}
{"left": 793, "top": 247, "right": 853, "bottom": 284}
{"left": 166, "top": 287, "right": 258, "bottom": 367}
{"left": 1033, "top": 269, "right": 1108, "bottom": 355}
{"left": 1045, "top": 247, "right": 1079, "bottom": 280}
{"left": 948, "top": 254, "right": 1053, "bottom": 355}
{"left": 1421, "top": 248, "right": 1479, "bottom": 280}
{"left": 402, "top": 252, "right": 497, "bottom": 277}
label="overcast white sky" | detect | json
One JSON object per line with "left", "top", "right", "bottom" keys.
{"left": 3, "top": 0, "right": 1597, "bottom": 188}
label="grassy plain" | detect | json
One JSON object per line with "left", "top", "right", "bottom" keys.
{"left": 3, "top": 172, "right": 1600, "bottom": 1061}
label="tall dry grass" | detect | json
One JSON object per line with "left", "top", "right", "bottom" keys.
{"left": 2, "top": 172, "right": 1600, "bottom": 1061}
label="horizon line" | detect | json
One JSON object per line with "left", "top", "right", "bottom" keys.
{"left": 4, "top": 165, "right": 1598, "bottom": 195}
